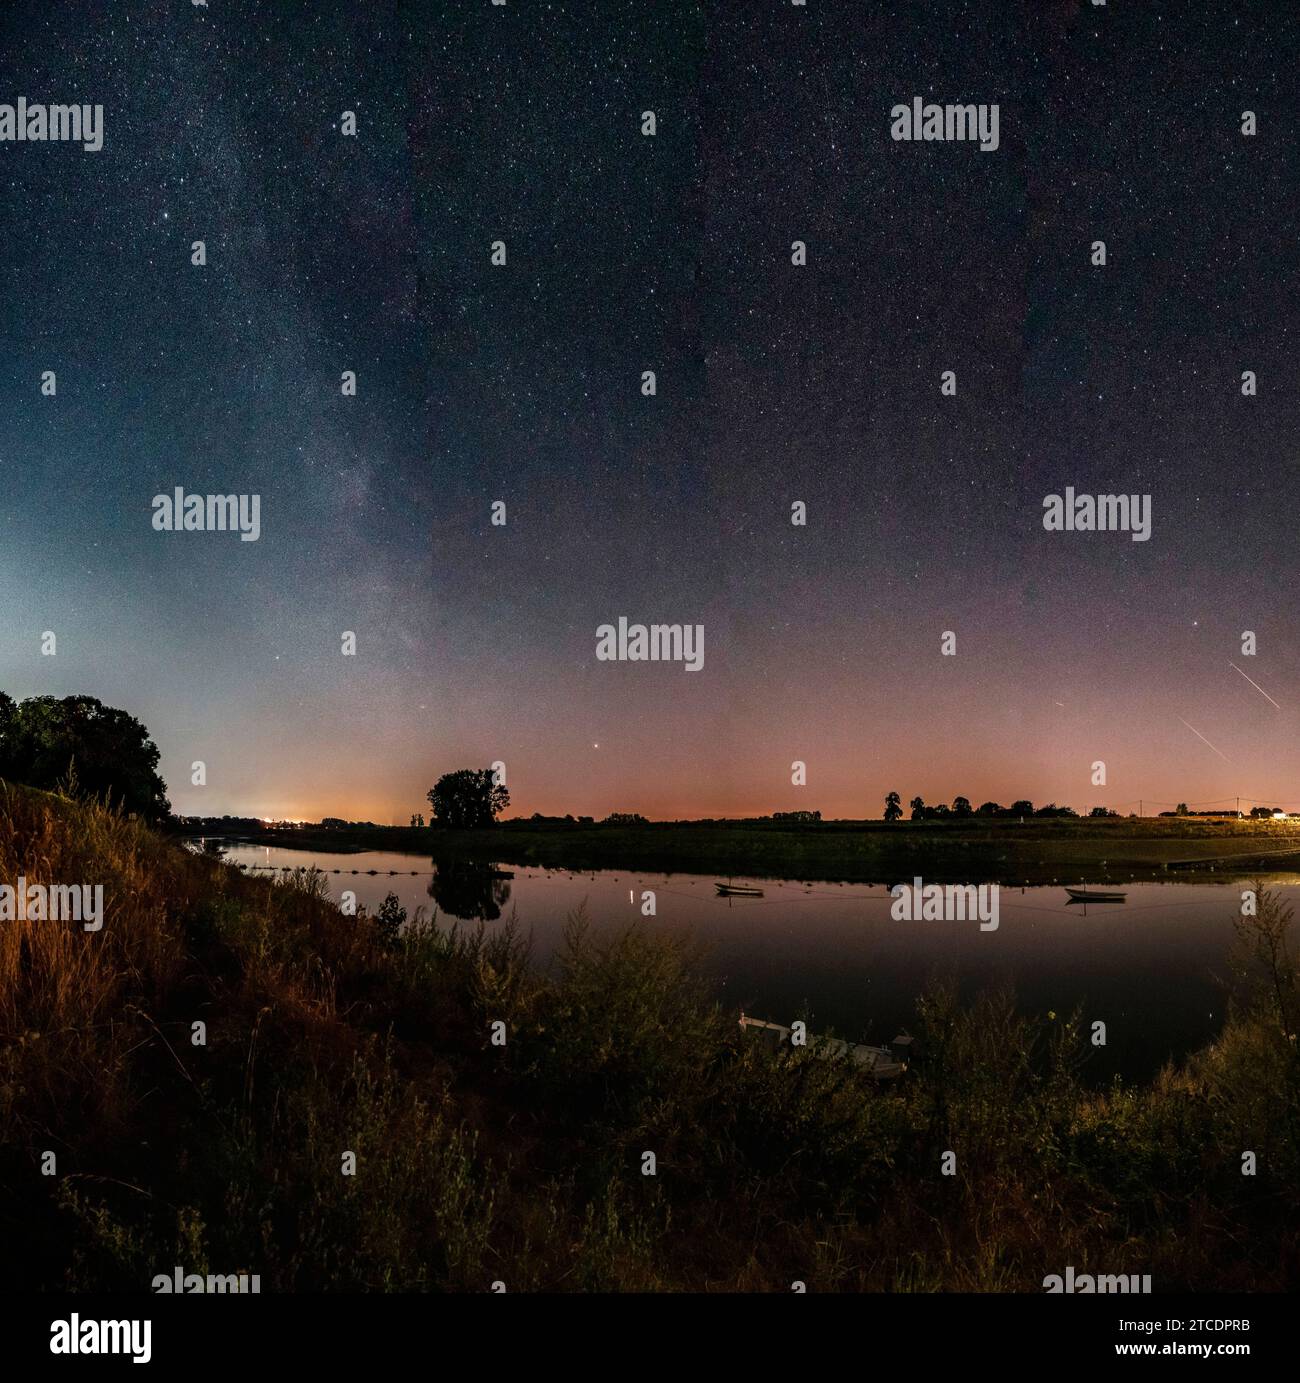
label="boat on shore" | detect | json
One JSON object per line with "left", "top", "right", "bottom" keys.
{"left": 716, "top": 882, "right": 764, "bottom": 897}
{"left": 739, "top": 1015, "right": 911, "bottom": 1078}
{"left": 1065, "top": 886, "right": 1127, "bottom": 903}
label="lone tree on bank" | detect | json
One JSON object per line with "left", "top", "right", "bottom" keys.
{"left": 884, "top": 791, "right": 903, "bottom": 822}
{"left": 0, "top": 692, "right": 171, "bottom": 822}
{"left": 427, "top": 768, "right": 510, "bottom": 829}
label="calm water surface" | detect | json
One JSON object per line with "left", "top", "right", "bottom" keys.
{"left": 218, "top": 842, "right": 1300, "bottom": 1082}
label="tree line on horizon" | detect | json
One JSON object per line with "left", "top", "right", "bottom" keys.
{"left": 883, "top": 791, "right": 1119, "bottom": 822}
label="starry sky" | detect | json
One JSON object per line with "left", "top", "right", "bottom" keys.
{"left": 1, "top": 0, "right": 1298, "bottom": 823}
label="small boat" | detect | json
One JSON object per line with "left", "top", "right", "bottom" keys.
{"left": 716, "top": 882, "right": 764, "bottom": 897}
{"left": 1065, "top": 887, "right": 1127, "bottom": 903}
{"left": 739, "top": 1015, "right": 909, "bottom": 1078}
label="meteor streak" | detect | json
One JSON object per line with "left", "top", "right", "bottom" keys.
{"left": 1177, "top": 717, "right": 1230, "bottom": 762}
{"left": 1228, "top": 661, "right": 1281, "bottom": 709}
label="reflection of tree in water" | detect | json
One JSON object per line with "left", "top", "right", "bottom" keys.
{"left": 428, "top": 859, "right": 512, "bottom": 921}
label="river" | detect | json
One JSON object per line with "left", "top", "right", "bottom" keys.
{"left": 216, "top": 841, "right": 1300, "bottom": 1082}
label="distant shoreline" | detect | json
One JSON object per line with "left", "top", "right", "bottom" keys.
{"left": 189, "top": 817, "right": 1300, "bottom": 886}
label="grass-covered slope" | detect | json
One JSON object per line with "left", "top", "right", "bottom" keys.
{"left": 2, "top": 781, "right": 1297, "bottom": 1290}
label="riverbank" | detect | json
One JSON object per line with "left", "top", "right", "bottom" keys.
{"left": 13, "top": 782, "right": 1295, "bottom": 1290}
{"left": 220, "top": 816, "right": 1300, "bottom": 884}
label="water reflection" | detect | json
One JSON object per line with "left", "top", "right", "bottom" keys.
{"left": 427, "top": 859, "right": 513, "bottom": 921}
{"left": 218, "top": 841, "right": 1300, "bottom": 1081}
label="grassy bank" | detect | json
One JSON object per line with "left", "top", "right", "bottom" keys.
{"left": 6, "top": 780, "right": 1300, "bottom": 1291}
{"left": 246, "top": 815, "right": 1300, "bottom": 885}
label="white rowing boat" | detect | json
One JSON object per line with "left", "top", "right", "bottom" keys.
{"left": 738, "top": 1015, "right": 912, "bottom": 1078}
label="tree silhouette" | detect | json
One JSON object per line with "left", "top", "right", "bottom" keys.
{"left": 426, "top": 768, "right": 509, "bottom": 829}
{"left": 884, "top": 791, "right": 902, "bottom": 822}
{"left": 0, "top": 692, "right": 170, "bottom": 822}
{"left": 952, "top": 796, "right": 972, "bottom": 817}
{"left": 909, "top": 796, "right": 925, "bottom": 821}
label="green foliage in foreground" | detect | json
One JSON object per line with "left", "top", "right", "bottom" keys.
{"left": 1, "top": 780, "right": 1297, "bottom": 1291}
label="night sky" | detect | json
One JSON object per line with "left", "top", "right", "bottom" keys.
{"left": 1, "top": 0, "right": 1298, "bottom": 822}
